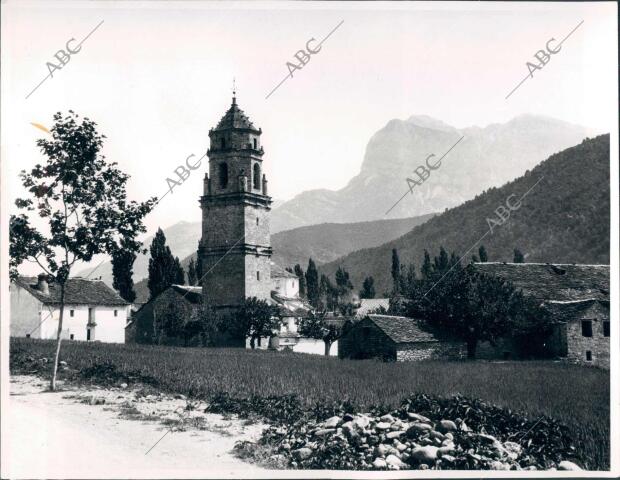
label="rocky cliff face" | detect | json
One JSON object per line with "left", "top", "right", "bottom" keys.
{"left": 271, "top": 114, "right": 594, "bottom": 232}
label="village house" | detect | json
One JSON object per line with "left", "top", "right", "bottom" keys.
{"left": 11, "top": 274, "right": 129, "bottom": 343}
{"left": 339, "top": 314, "right": 466, "bottom": 361}
{"left": 129, "top": 284, "right": 205, "bottom": 345}
{"left": 472, "top": 262, "right": 610, "bottom": 368}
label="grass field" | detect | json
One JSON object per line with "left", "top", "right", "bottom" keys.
{"left": 10, "top": 338, "right": 610, "bottom": 469}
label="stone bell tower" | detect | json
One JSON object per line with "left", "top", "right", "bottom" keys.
{"left": 198, "top": 93, "right": 272, "bottom": 312}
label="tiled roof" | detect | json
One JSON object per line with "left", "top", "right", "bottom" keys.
{"left": 356, "top": 298, "right": 389, "bottom": 317}
{"left": 271, "top": 262, "right": 298, "bottom": 279}
{"left": 367, "top": 314, "right": 438, "bottom": 343}
{"left": 472, "top": 263, "right": 610, "bottom": 302}
{"left": 215, "top": 98, "right": 258, "bottom": 131}
{"left": 15, "top": 276, "right": 129, "bottom": 306}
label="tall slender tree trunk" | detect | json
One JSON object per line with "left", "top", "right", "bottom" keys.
{"left": 324, "top": 340, "right": 333, "bottom": 356}
{"left": 50, "top": 284, "right": 66, "bottom": 391}
{"left": 250, "top": 336, "right": 256, "bottom": 349}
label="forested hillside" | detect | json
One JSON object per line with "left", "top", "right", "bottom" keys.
{"left": 320, "top": 135, "right": 610, "bottom": 294}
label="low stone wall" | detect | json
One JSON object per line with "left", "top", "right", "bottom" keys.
{"left": 396, "top": 342, "right": 467, "bottom": 362}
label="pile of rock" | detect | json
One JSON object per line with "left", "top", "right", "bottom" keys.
{"left": 262, "top": 410, "right": 582, "bottom": 471}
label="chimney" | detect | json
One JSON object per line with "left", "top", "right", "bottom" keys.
{"left": 37, "top": 274, "right": 49, "bottom": 295}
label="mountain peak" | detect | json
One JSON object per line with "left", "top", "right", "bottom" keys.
{"left": 406, "top": 115, "right": 456, "bottom": 132}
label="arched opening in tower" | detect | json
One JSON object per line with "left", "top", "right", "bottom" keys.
{"left": 253, "top": 163, "right": 261, "bottom": 191}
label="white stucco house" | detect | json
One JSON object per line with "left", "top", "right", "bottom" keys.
{"left": 11, "top": 274, "right": 130, "bottom": 343}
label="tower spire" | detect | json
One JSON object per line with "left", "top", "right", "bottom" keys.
{"left": 232, "top": 77, "right": 236, "bottom": 105}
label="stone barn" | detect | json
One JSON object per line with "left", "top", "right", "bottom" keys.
{"left": 338, "top": 314, "right": 466, "bottom": 362}
{"left": 473, "top": 262, "right": 610, "bottom": 368}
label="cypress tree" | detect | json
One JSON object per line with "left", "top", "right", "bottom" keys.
{"left": 478, "top": 245, "right": 489, "bottom": 262}
{"left": 147, "top": 228, "right": 179, "bottom": 298}
{"left": 187, "top": 257, "right": 197, "bottom": 286}
{"left": 305, "top": 258, "right": 319, "bottom": 307}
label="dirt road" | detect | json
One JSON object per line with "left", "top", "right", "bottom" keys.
{"left": 3, "top": 376, "right": 268, "bottom": 478}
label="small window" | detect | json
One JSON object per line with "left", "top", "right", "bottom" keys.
{"left": 114, "top": 310, "right": 118, "bottom": 317}
{"left": 603, "top": 321, "right": 610, "bottom": 337}
{"left": 256, "top": 271, "right": 260, "bottom": 281}
{"left": 585, "top": 350, "right": 592, "bottom": 361}
{"left": 70, "top": 334, "right": 75, "bottom": 340}
{"left": 581, "top": 320, "right": 592, "bottom": 337}
{"left": 256, "top": 218, "right": 259, "bottom": 225}
{"left": 253, "top": 138, "right": 257, "bottom": 149}
{"left": 26, "top": 334, "right": 31, "bottom": 338}
{"left": 87, "top": 329, "right": 91, "bottom": 341}
{"left": 70, "top": 309, "right": 74, "bottom": 317}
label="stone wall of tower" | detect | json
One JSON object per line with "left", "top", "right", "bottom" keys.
{"left": 199, "top": 97, "right": 272, "bottom": 312}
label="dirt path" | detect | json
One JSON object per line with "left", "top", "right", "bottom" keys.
{"left": 3, "top": 376, "right": 269, "bottom": 478}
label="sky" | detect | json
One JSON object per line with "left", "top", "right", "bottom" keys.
{"left": 1, "top": 0, "right": 618, "bottom": 274}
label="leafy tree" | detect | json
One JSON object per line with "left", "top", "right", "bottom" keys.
{"left": 174, "top": 256, "right": 185, "bottom": 284}
{"left": 360, "top": 276, "right": 376, "bottom": 299}
{"left": 513, "top": 248, "right": 525, "bottom": 263}
{"left": 233, "top": 297, "right": 281, "bottom": 349}
{"left": 147, "top": 229, "right": 179, "bottom": 298}
{"left": 187, "top": 257, "right": 197, "bottom": 286}
{"left": 184, "top": 301, "right": 223, "bottom": 346}
{"left": 294, "top": 264, "right": 306, "bottom": 297}
{"left": 298, "top": 311, "right": 343, "bottom": 356}
{"left": 406, "top": 261, "right": 550, "bottom": 359}
{"left": 305, "top": 258, "right": 319, "bottom": 307}
{"left": 9, "top": 112, "right": 154, "bottom": 390}
{"left": 159, "top": 300, "right": 186, "bottom": 340}
{"left": 391, "top": 249, "right": 401, "bottom": 294}
{"left": 111, "top": 248, "right": 137, "bottom": 303}
{"left": 478, "top": 245, "right": 488, "bottom": 262}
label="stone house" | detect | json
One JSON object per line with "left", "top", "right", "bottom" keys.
{"left": 338, "top": 314, "right": 466, "bottom": 362}
{"left": 130, "top": 284, "right": 207, "bottom": 345}
{"left": 472, "top": 262, "right": 610, "bottom": 368}
{"left": 11, "top": 274, "right": 129, "bottom": 343}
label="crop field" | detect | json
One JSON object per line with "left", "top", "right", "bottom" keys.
{"left": 10, "top": 338, "right": 610, "bottom": 469}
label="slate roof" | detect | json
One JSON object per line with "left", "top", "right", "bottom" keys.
{"left": 471, "top": 263, "right": 610, "bottom": 302}
{"left": 356, "top": 298, "right": 389, "bottom": 317}
{"left": 215, "top": 98, "right": 259, "bottom": 131}
{"left": 270, "top": 262, "right": 298, "bottom": 279}
{"left": 170, "top": 285, "right": 203, "bottom": 304}
{"left": 15, "top": 276, "right": 129, "bottom": 306}
{"left": 366, "top": 314, "right": 438, "bottom": 343}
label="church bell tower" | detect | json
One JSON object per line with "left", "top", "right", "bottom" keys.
{"left": 198, "top": 93, "right": 272, "bottom": 311}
